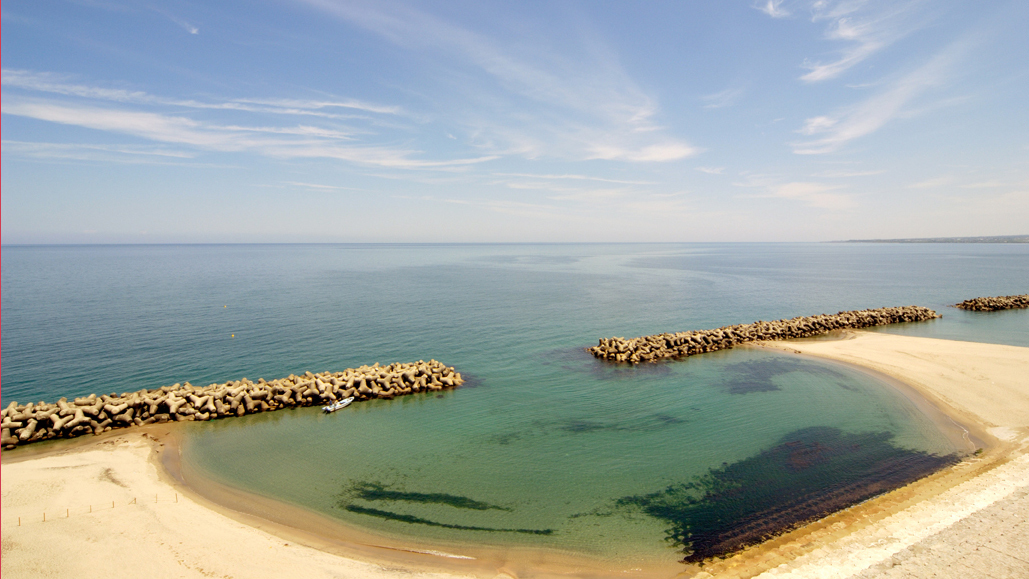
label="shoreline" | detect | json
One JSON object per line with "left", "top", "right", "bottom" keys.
{"left": 752, "top": 337, "right": 986, "bottom": 455}
{"left": 690, "top": 331, "right": 1029, "bottom": 577}
{"left": 4, "top": 332, "right": 1028, "bottom": 578}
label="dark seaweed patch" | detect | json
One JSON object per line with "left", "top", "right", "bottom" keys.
{"left": 487, "top": 413, "right": 687, "bottom": 445}
{"left": 721, "top": 358, "right": 854, "bottom": 395}
{"left": 489, "top": 432, "right": 522, "bottom": 445}
{"left": 609, "top": 427, "right": 959, "bottom": 563}
{"left": 558, "top": 420, "right": 608, "bottom": 433}
{"left": 554, "top": 413, "right": 686, "bottom": 434}
{"left": 345, "top": 506, "right": 553, "bottom": 535}
{"left": 341, "top": 482, "right": 512, "bottom": 511}
{"left": 720, "top": 359, "right": 785, "bottom": 394}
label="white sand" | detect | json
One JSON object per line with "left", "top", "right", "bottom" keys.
{"left": 762, "top": 331, "right": 1029, "bottom": 435}
{"left": 1, "top": 436, "right": 474, "bottom": 579}
{"left": 4, "top": 331, "right": 1028, "bottom": 579}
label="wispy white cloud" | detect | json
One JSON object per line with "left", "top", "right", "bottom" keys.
{"left": 297, "top": 0, "right": 696, "bottom": 163}
{"left": 1, "top": 69, "right": 402, "bottom": 118}
{"left": 0, "top": 68, "right": 485, "bottom": 170}
{"left": 695, "top": 166, "right": 725, "bottom": 175}
{"left": 734, "top": 175, "right": 855, "bottom": 209}
{"left": 792, "top": 40, "right": 964, "bottom": 154}
{"left": 587, "top": 142, "right": 700, "bottom": 162}
{"left": 283, "top": 181, "right": 363, "bottom": 191}
{"left": 298, "top": 1, "right": 653, "bottom": 121}
{"left": 493, "top": 173, "right": 656, "bottom": 185}
{"left": 701, "top": 88, "right": 744, "bottom": 109}
{"left": 151, "top": 7, "right": 200, "bottom": 35}
{"left": 755, "top": 0, "right": 791, "bottom": 18}
{"left": 908, "top": 175, "right": 954, "bottom": 189}
{"left": 217, "top": 124, "right": 355, "bottom": 140}
{"left": 0, "top": 140, "right": 199, "bottom": 164}
{"left": 1, "top": 99, "right": 494, "bottom": 168}
{"left": 813, "top": 168, "right": 885, "bottom": 177}
{"left": 419, "top": 195, "right": 569, "bottom": 221}
{"left": 959, "top": 180, "right": 1006, "bottom": 189}
{"left": 756, "top": 1, "right": 931, "bottom": 82}
{"left": 543, "top": 187, "right": 693, "bottom": 216}
{"left": 767, "top": 181, "right": 854, "bottom": 209}
{"left": 803, "top": 1, "right": 930, "bottom": 82}
{"left": 546, "top": 188, "right": 632, "bottom": 202}
{"left": 234, "top": 97, "right": 401, "bottom": 116}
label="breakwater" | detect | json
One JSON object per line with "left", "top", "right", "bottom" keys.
{"left": 954, "top": 294, "right": 1029, "bottom": 311}
{"left": 588, "top": 306, "right": 938, "bottom": 364}
{"left": 1, "top": 360, "right": 463, "bottom": 449}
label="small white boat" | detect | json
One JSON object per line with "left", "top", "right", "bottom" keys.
{"left": 322, "top": 396, "right": 355, "bottom": 413}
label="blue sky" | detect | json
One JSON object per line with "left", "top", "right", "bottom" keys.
{"left": 2, "top": 0, "right": 1027, "bottom": 243}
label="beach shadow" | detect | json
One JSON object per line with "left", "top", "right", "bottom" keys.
{"left": 601, "top": 426, "right": 960, "bottom": 563}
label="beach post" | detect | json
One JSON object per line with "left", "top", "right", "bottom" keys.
{"left": 67, "top": 508, "right": 69, "bottom": 518}
{"left": 43, "top": 512, "right": 46, "bottom": 522}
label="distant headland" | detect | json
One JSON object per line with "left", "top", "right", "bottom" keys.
{"left": 839, "top": 234, "right": 1029, "bottom": 243}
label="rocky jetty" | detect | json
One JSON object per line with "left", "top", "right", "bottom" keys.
{"left": 588, "top": 306, "right": 938, "bottom": 364}
{"left": 954, "top": 294, "right": 1029, "bottom": 312}
{"left": 1, "top": 360, "right": 463, "bottom": 449}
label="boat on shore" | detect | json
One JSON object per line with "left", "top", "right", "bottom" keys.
{"left": 322, "top": 397, "right": 355, "bottom": 413}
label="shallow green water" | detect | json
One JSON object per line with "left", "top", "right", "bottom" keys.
{"left": 182, "top": 347, "right": 962, "bottom": 562}
{"left": 5, "top": 242, "right": 1023, "bottom": 563}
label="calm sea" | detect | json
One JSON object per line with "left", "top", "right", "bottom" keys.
{"left": 3, "top": 243, "right": 1027, "bottom": 564}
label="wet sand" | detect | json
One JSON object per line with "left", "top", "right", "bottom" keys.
{"left": 3, "top": 332, "right": 1028, "bottom": 578}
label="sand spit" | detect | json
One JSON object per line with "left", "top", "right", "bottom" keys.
{"left": 1, "top": 360, "right": 463, "bottom": 450}
{"left": 759, "top": 332, "right": 1029, "bottom": 434}
{"left": 588, "top": 306, "right": 937, "bottom": 364}
{"left": 953, "top": 293, "right": 1029, "bottom": 311}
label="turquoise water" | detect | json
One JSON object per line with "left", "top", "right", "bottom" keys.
{"left": 3, "top": 243, "right": 1027, "bottom": 563}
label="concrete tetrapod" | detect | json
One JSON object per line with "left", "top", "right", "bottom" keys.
{"left": 0, "top": 360, "right": 464, "bottom": 449}
{"left": 587, "top": 305, "right": 939, "bottom": 364}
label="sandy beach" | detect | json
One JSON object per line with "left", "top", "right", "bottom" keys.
{"left": 3, "top": 331, "right": 1028, "bottom": 579}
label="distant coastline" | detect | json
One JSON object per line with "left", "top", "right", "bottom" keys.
{"left": 839, "top": 234, "right": 1029, "bottom": 243}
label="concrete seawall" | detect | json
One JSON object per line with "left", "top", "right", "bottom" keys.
{"left": 587, "top": 306, "right": 939, "bottom": 364}
{"left": 1, "top": 360, "right": 463, "bottom": 449}
{"left": 954, "top": 294, "right": 1029, "bottom": 311}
